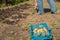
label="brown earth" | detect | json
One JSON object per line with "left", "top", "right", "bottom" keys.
{"left": 0, "top": 0, "right": 60, "bottom": 40}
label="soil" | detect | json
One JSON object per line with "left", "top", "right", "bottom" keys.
{"left": 0, "top": 0, "right": 60, "bottom": 40}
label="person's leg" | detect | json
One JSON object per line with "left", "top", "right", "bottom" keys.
{"left": 37, "top": 0, "right": 44, "bottom": 14}
{"left": 47, "top": 0, "right": 57, "bottom": 13}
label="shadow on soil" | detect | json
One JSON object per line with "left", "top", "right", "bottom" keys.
{"left": 44, "top": 8, "right": 51, "bottom": 13}
{"left": 36, "top": 8, "right": 51, "bottom": 13}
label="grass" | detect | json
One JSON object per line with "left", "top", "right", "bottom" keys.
{"left": 28, "top": 36, "right": 31, "bottom": 40}
{"left": 0, "top": 0, "right": 29, "bottom": 8}
{"left": 5, "top": 37, "right": 14, "bottom": 40}
{"left": 10, "top": 31, "right": 15, "bottom": 35}
{"left": 29, "top": 13, "right": 34, "bottom": 16}
{"left": 57, "top": 18, "right": 60, "bottom": 22}
{"left": 25, "top": 23, "right": 30, "bottom": 30}
{"left": 54, "top": 23, "right": 60, "bottom": 29}
{"left": 0, "top": 4, "right": 5, "bottom": 8}
{"left": 29, "top": 0, "right": 34, "bottom": 2}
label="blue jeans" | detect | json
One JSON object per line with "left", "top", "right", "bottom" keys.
{"left": 37, "top": 0, "right": 56, "bottom": 14}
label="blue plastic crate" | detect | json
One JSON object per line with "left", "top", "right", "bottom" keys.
{"left": 30, "top": 22, "right": 53, "bottom": 40}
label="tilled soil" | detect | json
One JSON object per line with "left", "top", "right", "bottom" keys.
{"left": 0, "top": 0, "right": 60, "bottom": 40}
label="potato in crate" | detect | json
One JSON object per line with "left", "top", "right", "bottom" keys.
{"left": 30, "top": 22, "right": 53, "bottom": 40}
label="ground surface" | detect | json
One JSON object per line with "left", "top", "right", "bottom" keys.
{"left": 0, "top": 0, "right": 60, "bottom": 40}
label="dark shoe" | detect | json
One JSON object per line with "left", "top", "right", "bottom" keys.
{"left": 51, "top": 10, "right": 60, "bottom": 14}
{"left": 39, "top": 13, "right": 44, "bottom": 15}
{"left": 51, "top": 12, "right": 56, "bottom": 14}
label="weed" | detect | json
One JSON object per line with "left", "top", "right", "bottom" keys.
{"left": 5, "top": 37, "right": 14, "bottom": 40}
{"left": 28, "top": 36, "right": 31, "bottom": 40}
{"left": 57, "top": 18, "right": 60, "bottom": 22}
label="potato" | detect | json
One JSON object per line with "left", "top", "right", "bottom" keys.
{"left": 33, "top": 28, "right": 38, "bottom": 33}
{"left": 43, "top": 27, "right": 49, "bottom": 36}
{"left": 33, "top": 27, "right": 49, "bottom": 36}
{"left": 39, "top": 29, "right": 44, "bottom": 33}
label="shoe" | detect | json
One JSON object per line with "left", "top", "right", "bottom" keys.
{"left": 51, "top": 12, "right": 56, "bottom": 14}
{"left": 39, "top": 13, "right": 44, "bottom": 15}
{"left": 51, "top": 10, "right": 60, "bottom": 14}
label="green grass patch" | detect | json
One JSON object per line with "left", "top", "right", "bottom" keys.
{"left": 29, "top": 0, "right": 34, "bottom": 2}
{"left": 29, "top": 13, "right": 34, "bottom": 16}
{"left": 28, "top": 36, "right": 31, "bottom": 40}
{"left": 54, "top": 23, "right": 60, "bottom": 29}
{"left": 5, "top": 37, "right": 14, "bottom": 40}
{"left": 57, "top": 18, "right": 60, "bottom": 22}
{"left": 0, "top": 4, "right": 5, "bottom": 8}
{"left": 25, "top": 23, "right": 30, "bottom": 30}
